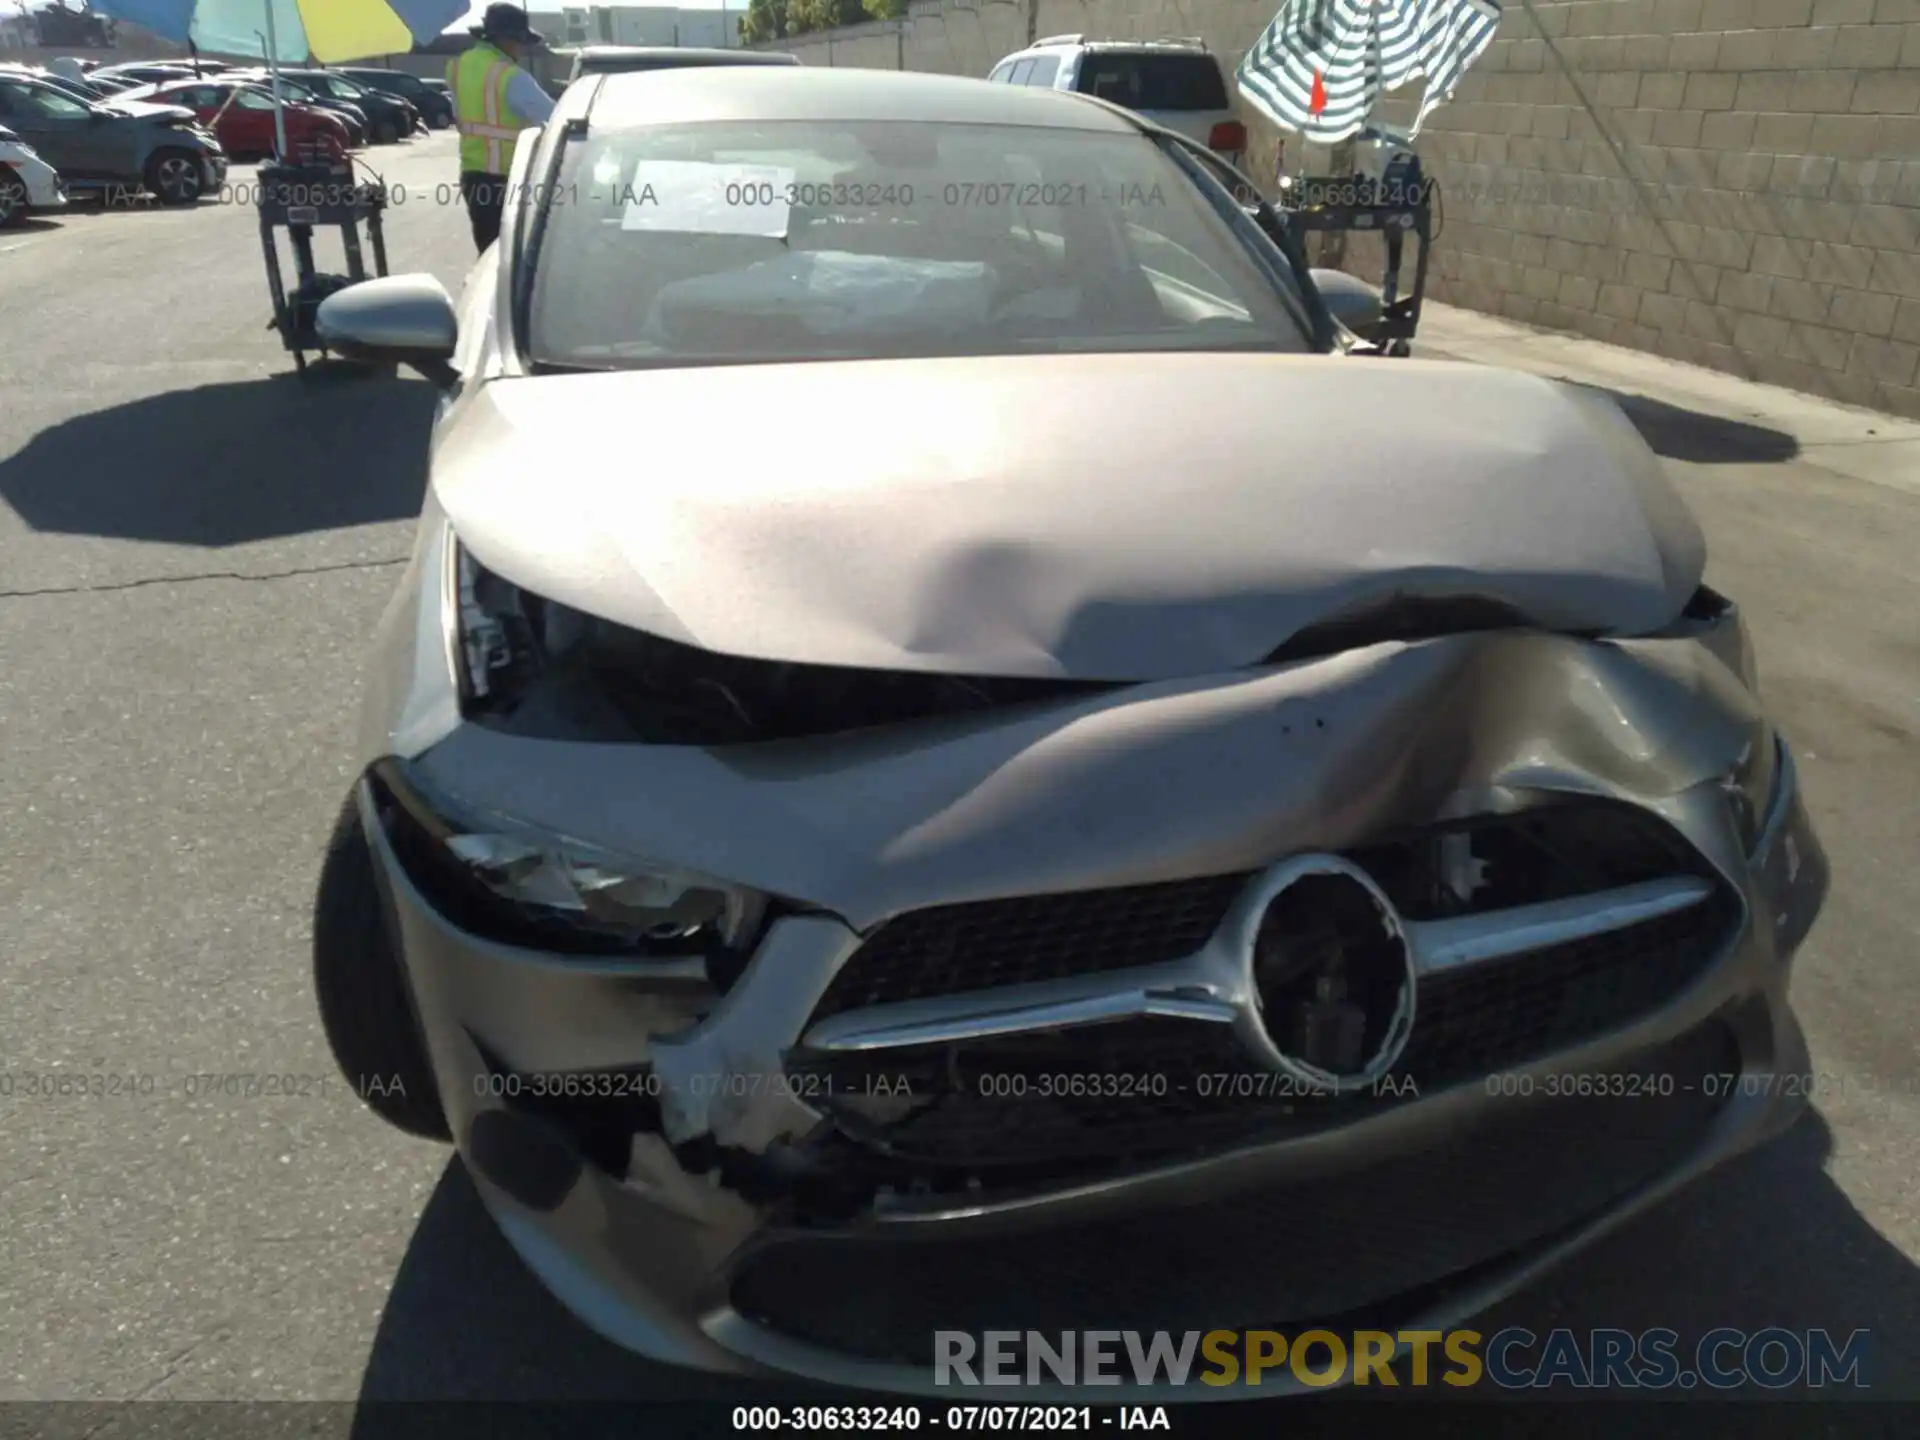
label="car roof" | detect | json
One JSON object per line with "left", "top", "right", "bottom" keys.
{"left": 574, "top": 65, "right": 1145, "bottom": 133}
{"left": 575, "top": 44, "right": 794, "bottom": 64}
{"left": 1020, "top": 37, "right": 1213, "bottom": 54}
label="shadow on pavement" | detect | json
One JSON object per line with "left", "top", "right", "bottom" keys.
{"left": 1570, "top": 383, "right": 1803, "bottom": 465}
{"left": 353, "top": 1161, "right": 754, "bottom": 1407}
{"left": 0, "top": 370, "right": 435, "bottom": 546}
{"left": 348, "top": 1110, "right": 1915, "bottom": 1432}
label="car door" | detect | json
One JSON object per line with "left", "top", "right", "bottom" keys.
{"left": 221, "top": 87, "right": 279, "bottom": 154}
{"left": 167, "top": 84, "right": 221, "bottom": 126}
{"left": 0, "top": 79, "right": 114, "bottom": 179}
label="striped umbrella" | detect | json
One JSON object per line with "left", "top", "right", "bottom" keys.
{"left": 1237, "top": 0, "right": 1503, "bottom": 146}
{"left": 91, "top": 0, "right": 468, "bottom": 152}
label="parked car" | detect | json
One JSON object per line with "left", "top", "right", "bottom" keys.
{"left": 311, "top": 66, "right": 1827, "bottom": 1399}
{"left": 0, "top": 73, "right": 225, "bottom": 204}
{"left": 989, "top": 35, "right": 1246, "bottom": 168}
{"left": 274, "top": 68, "right": 418, "bottom": 143}
{"left": 563, "top": 44, "right": 799, "bottom": 84}
{"left": 119, "top": 79, "right": 351, "bottom": 163}
{"left": 224, "top": 71, "right": 368, "bottom": 146}
{"left": 0, "top": 122, "right": 68, "bottom": 226}
{"left": 334, "top": 66, "right": 454, "bottom": 130}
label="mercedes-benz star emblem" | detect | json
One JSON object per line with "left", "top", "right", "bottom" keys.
{"left": 1237, "top": 856, "right": 1416, "bottom": 1093}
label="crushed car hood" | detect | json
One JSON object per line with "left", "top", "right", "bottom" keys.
{"left": 434, "top": 352, "right": 1705, "bottom": 682}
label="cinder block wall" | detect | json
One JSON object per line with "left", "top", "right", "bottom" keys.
{"left": 760, "top": 0, "right": 1920, "bottom": 416}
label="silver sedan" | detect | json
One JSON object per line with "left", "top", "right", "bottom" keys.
{"left": 310, "top": 65, "right": 1828, "bottom": 1399}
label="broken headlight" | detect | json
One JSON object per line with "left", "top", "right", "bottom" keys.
{"left": 452, "top": 541, "right": 544, "bottom": 710}
{"left": 1722, "top": 726, "right": 1781, "bottom": 857}
{"left": 369, "top": 758, "right": 767, "bottom": 958}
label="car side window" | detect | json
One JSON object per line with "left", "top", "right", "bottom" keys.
{"left": 19, "top": 85, "right": 90, "bottom": 119}
{"left": 1006, "top": 59, "right": 1036, "bottom": 85}
{"left": 1026, "top": 55, "right": 1061, "bottom": 87}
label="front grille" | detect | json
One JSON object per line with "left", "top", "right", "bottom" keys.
{"left": 791, "top": 890, "right": 1740, "bottom": 1175}
{"left": 738, "top": 1020, "right": 1738, "bottom": 1364}
{"left": 791, "top": 800, "right": 1737, "bottom": 1179}
{"left": 810, "top": 799, "right": 1708, "bottom": 1023}
{"left": 809, "top": 872, "right": 1255, "bottom": 1021}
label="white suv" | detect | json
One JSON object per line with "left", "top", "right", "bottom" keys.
{"left": 986, "top": 36, "right": 1246, "bottom": 168}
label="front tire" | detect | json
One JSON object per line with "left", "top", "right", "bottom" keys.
{"left": 144, "top": 148, "right": 204, "bottom": 206}
{"left": 313, "top": 792, "right": 451, "bottom": 1141}
{"left": 0, "top": 176, "right": 26, "bottom": 228}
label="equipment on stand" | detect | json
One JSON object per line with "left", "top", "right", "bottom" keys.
{"left": 1275, "top": 124, "right": 1435, "bottom": 357}
{"left": 255, "top": 150, "right": 389, "bottom": 375}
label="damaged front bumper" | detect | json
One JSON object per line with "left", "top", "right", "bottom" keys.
{"left": 355, "top": 603, "right": 1829, "bottom": 1400}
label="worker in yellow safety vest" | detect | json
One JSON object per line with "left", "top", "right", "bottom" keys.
{"left": 449, "top": 3, "right": 556, "bottom": 254}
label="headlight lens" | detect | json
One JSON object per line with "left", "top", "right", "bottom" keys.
{"left": 371, "top": 759, "right": 767, "bottom": 957}
{"left": 1722, "top": 727, "right": 1780, "bottom": 855}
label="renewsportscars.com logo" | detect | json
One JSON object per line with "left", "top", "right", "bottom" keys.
{"left": 934, "top": 1328, "right": 1872, "bottom": 1390}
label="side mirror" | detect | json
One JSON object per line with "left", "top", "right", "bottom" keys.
{"left": 1310, "top": 267, "right": 1385, "bottom": 343}
{"left": 316, "top": 274, "right": 459, "bottom": 386}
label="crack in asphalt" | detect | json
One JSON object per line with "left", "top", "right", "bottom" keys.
{"left": 0, "top": 556, "right": 408, "bottom": 600}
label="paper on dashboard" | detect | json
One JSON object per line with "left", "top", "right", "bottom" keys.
{"left": 621, "top": 161, "right": 795, "bottom": 239}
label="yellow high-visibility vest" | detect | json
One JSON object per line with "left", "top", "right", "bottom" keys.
{"left": 449, "top": 42, "right": 529, "bottom": 177}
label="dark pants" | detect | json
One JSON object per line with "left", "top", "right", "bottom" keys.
{"left": 461, "top": 170, "right": 505, "bottom": 254}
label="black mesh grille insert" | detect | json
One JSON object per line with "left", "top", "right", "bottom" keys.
{"left": 809, "top": 872, "right": 1256, "bottom": 1020}
{"left": 738, "top": 1020, "right": 1738, "bottom": 1364}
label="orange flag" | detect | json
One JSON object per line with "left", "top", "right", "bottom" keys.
{"left": 1309, "top": 69, "right": 1328, "bottom": 115}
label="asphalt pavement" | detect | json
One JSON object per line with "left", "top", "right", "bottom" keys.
{"left": 1, "top": 132, "right": 1917, "bottom": 1423}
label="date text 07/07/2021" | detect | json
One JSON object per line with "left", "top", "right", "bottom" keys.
{"left": 731, "top": 1404, "right": 1171, "bottom": 1433}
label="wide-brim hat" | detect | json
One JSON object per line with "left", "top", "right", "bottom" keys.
{"left": 471, "top": 3, "right": 548, "bottom": 45}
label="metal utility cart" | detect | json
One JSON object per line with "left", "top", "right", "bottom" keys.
{"left": 256, "top": 154, "right": 389, "bottom": 374}
{"left": 1276, "top": 167, "right": 1434, "bottom": 357}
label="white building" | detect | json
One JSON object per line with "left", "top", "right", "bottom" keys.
{"left": 558, "top": 6, "right": 734, "bottom": 49}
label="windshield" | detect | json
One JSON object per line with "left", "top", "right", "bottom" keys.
{"left": 527, "top": 119, "right": 1313, "bottom": 371}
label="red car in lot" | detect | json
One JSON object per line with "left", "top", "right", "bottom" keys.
{"left": 118, "top": 79, "right": 349, "bottom": 163}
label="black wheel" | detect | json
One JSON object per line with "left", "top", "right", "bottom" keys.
{"left": 0, "top": 175, "right": 25, "bottom": 228}
{"left": 313, "top": 792, "right": 450, "bottom": 1141}
{"left": 1387, "top": 340, "right": 1413, "bottom": 357}
{"left": 373, "top": 117, "right": 398, "bottom": 144}
{"left": 144, "top": 148, "right": 205, "bottom": 206}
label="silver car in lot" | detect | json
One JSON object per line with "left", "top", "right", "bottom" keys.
{"left": 312, "top": 66, "right": 1828, "bottom": 1399}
